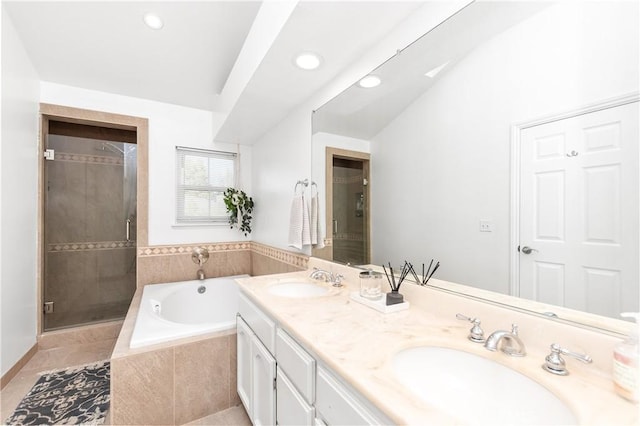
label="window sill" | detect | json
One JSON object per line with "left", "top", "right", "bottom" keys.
{"left": 172, "top": 222, "right": 229, "bottom": 228}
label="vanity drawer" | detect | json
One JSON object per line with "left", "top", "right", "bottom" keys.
{"left": 238, "top": 291, "right": 275, "bottom": 354}
{"left": 316, "top": 366, "right": 388, "bottom": 426}
{"left": 276, "top": 328, "right": 315, "bottom": 404}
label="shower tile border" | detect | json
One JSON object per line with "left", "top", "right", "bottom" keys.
{"left": 333, "top": 175, "right": 363, "bottom": 184}
{"left": 48, "top": 240, "right": 135, "bottom": 252}
{"left": 54, "top": 152, "right": 124, "bottom": 166}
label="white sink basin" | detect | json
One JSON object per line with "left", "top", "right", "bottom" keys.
{"left": 393, "top": 347, "right": 576, "bottom": 425}
{"left": 268, "top": 282, "right": 329, "bottom": 298}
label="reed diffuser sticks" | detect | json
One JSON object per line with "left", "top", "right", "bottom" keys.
{"left": 409, "top": 259, "right": 440, "bottom": 286}
{"left": 382, "top": 261, "right": 412, "bottom": 292}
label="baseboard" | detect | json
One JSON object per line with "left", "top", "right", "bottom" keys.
{"left": 0, "top": 343, "right": 38, "bottom": 390}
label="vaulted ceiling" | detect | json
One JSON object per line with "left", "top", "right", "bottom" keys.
{"left": 4, "top": 1, "right": 423, "bottom": 144}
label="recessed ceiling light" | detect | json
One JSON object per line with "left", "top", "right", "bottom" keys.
{"left": 294, "top": 52, "right": 322, "bottom": 70}
{"left": 143, "top": 13, "right": 164, "bottom": 30}
{"left": 424, "top": 61, "right": 450, "bottom": 78}
{"left": 358, "top": 75, "right": 381, "bottom": 88}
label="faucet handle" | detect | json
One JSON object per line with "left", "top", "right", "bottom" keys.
{"left": 542, "top": 343, "right": 593, "bottom": 376}
{"left": 333, "top": 274, "right": 344, "bottom": 287}
{"left": 456, "top": 313, "right": 485, "bottom": 343}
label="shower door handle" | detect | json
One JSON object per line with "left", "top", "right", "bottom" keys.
{"left": 333, "top": 219, "right": 338, "bottom": 235}
{"left": 126, "top": 219, "right": 131, "bottom": 242}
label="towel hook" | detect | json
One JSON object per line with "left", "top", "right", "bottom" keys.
{"left": 294, "top": 179, "right": 309, "bottom": 193}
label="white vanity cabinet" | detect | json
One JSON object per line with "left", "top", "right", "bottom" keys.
{"left": 237, "top": 293, "right": 276, "bottom": 425}
{"left": 237, "top": 290, "right": 391, "bottom": 426}
{"left": 235, "top": 316, "right": 253, "bottom": 415}
{"left": 251, "top": 334, "right": 276, "bottom": 425}
{"left": 275, "top": 328, "right": 316, "bottom": 425}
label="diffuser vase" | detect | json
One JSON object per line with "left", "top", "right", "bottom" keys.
{"left": 386, "top": 290, "right": 404, "bottom": 306}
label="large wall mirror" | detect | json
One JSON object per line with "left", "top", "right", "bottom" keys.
{"left": 311, "top": 1, "right": 639, "bottom": 330}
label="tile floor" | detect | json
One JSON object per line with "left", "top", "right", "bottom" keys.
{"left": 186, "top": 405, "right": 251, "bottom": 425}
{"left": 1, "top": 340, "right": 251, "bottom": 425}
{"left": 1, "top": 339, "right": 116, "bottom": 423}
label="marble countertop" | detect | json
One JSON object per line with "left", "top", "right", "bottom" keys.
{"left": 236, "top": 269, "right": 638, "bottom": 425}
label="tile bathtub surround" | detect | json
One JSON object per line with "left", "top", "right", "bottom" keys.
{"left": 106, "top": 241, "right": 305, "bottom": 423}
{"left": 110, "top": 284, "right": 239, "bottom": 425}
{"left": 136, "top": 241, "right": 308, "bottom": 286}
{"left": 250, "top": 241, "right": 309, "bottom": 270}
{"left": 110, "top": 333, "right": 238, "bottom": 425}
{"left": 174, "top": 337, "right": 233, "bottom": 424}
{"left": 137, "top": 249, "right": 251, "bottom": 286}
{"left": 237, "top": 268, "right": 638, "bottom": 425}
{"left": 251, "top": 252, "right": 305, "bottom": 276}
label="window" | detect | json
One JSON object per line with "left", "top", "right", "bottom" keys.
{"left": 176, "top": 147, "right": 236, "bottom": 223}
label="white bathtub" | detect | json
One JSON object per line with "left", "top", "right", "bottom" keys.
{"left": 129, "top": 275, "right": 248, "bottom": 349}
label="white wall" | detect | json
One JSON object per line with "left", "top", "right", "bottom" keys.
{"left": 39, "top": 83, "right": 252, "bottom": 246}
{"left": 371, "top": 2, "right": 639, "bottom": 294}
{"left": 1, "top": 7, "right": 40, "bottom": 376}
{"left": 251, "top": 1, "right": 470, "bottom": 254}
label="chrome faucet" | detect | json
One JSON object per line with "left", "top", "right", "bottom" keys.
{"left": 484, "top": 324, "right": 526, "bottom": 357}
{"left": 196, "top": 268, "right": 205, "bottom": 280}
{"left": 309, "top": 267, "right": 344, "bottom": 287}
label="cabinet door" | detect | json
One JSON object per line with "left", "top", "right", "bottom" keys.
{"left": 251, "top": 335, "right": 276, "bottom": 426}
{"left": 276, "top": 367, "right": 315, "bottom": 426}
{"left": 236, "top": 317, "right": 253, "bottom": 420}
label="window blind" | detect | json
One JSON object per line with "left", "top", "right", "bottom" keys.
{"left": 176, "top": 146, "right": 237, "bottom": 223}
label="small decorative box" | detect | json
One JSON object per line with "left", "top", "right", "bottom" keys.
{"left": 349, "top": 292, "right": 410, "bottom": 314}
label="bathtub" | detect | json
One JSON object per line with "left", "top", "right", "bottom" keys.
{"left": 129, "top": 274, "right": 248, "bottom": 349}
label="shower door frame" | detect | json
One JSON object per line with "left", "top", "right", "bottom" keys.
{"left": 37, "top": 104, "right": 148, "bottom": 334}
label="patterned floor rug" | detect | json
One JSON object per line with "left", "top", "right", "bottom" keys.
{"left": 5, "top": 360, "right": 110, "bottom": 425}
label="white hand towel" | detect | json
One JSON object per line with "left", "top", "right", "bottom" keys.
{"left": 288, "top": 194, "right": 311, "bottom": 250}
{"left": 310, "top": 193, "right": 325, "bottom": 249}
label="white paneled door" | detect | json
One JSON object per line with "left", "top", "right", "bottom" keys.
{"left": 519, "top": 102, "right": 639, "bottom": 318}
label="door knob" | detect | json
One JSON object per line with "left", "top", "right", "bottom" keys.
{"left": 520, "top": 246, "right": 538, "bottom": 254}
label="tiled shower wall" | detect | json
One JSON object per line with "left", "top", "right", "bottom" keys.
{"left": 44, "top": 135, "right": 136, "bottom": 330}
{"left": 333, "top": 166, "right": 365, "bottom": 265}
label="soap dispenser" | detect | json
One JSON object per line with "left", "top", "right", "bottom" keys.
{"left": 613, "top": 312, "right": 639, "bottom": 403}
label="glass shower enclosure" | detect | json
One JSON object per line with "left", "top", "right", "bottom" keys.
{"left": 332, "top": 157, "right": 369, "bottom": 265}
{"left": 43, "top": 133, "right": 137, "bottom": 331}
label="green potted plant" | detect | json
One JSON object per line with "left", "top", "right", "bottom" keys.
{"left": 223, "top": 188, "right": 254, "bottom": 236}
